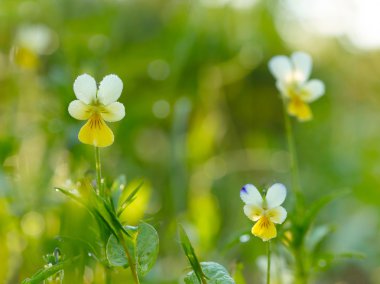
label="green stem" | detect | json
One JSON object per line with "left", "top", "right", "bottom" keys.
{"left": 282, "top": 101, "right": 308, "bottom": 283}
{"left": 282, "top": 102, "right": 301, "bottom": 196}
{"left": 119, "top": 233, "right": 140, "bottom": 284}
{"left": 105, "top": 267, "right": 112, "bottom": 284}
{"left": 294, "top": 247, "right": 307, "bottom": 284}
{"left": 95, "top": 146, "right": 102, "bottom": 196}
{"left": 201, "top": 275, "right": 208, "bottom": 284}
{"left": 267, "top": 241, "right": 271, "bottom": 284}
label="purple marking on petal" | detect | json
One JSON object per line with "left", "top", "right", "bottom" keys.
{"left": 241, "top": 186, "right": 248, "bottom": 194}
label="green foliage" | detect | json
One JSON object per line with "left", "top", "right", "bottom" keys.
{"left": 22, "top": 249, "right": 66, "bottom": 284}
{"left": 178, "top": 225, "right": 207, "bottom": 283}
{"left": 179, "top": 225, "right": 235, "bottom": 284}
{"left": 116, "top": 179, "right": 144, "bottom": 217}
{"left": 106, "top": 222, "right": 159, "bottom": 276}
{"left": 184, "top": 262, "right": 235, "bottom": 284}
{"left": 2, "top": 0, "right": 379, "bottom": 282}
{"left": 231, "top": 263, "right": 246, "bottom": 284}
{"left": 56, "top": 181, "right": 130, "bottom": 240}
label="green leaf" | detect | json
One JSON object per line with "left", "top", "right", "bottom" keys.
{"left": 22, "top": 262, "right": 65, "bottom": 284}
{"left": 106, "top": 222, "right": 159, "bottom": 276}
{"left": 303, "top": 190, "right": 349, "bottom": 231}
{"left": 136, "top": 222, "right": 159, "bottom": 276}
{"left": 306, "top": 225, "right": 334, "bottom": 253}
{"left": 56, "top": 186, "right": 130, "bottom": 240}
{"left": 106, "top": 229, "right": 131, "bottom": 268}
{"left": 110, "top": 175, "right": 127, "bottom": 210}
{"left": 178, "top": 225, "right": 206, "bottom": 283}
{"left": 315, "top": 251, "right": 365, "bottom": 271}
{"left": 117, "top": 180, "right": 144, "bottom": 217}
{"left": 184, "top": 262, "right": 235, "bottom": 284}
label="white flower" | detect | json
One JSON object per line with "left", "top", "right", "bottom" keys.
{"left": 268, "top": 52, "right": 325, "bottom": 122}
{"left": 240, "top": 183, "right": 287, "bottom": 241}
{"left": 68, "top": 74, "right": 125, "bottom": 147}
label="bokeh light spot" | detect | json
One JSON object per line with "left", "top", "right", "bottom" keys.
{"left": 152, "top": 100, "right": 170, "bottom": 118}
{"left": 21, "top": 211, "right": 45, "bottom": 238}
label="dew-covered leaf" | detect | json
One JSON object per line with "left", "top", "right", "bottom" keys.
{"left": 178, "top": 225, "right": 206, "bottom": 283}
{"left": 184, "top": 262, "right": 235, "bottom": 284}
{"left": 22, "top": 262, "right": 65, "bottom": 284}
{"left": 106, "top": 222, "right": 159, "bottom": 276}
{"left": 136, "top": 222, "right": 159, "bottom": 276}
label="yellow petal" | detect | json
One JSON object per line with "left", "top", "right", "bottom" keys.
{"left": 252, "top": 216, "right": 277, "bottom": 241}
{"left": 287, "top": 97, "right": 312, "bottom": 122}
{"left": 78, "top": 115, "right": 114, "bottom": 147}
{"left": 14, "top": 47, "right": 39, "bottom": 69}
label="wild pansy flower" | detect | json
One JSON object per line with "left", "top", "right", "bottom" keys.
{"left": 68, "top": 74, "right": 125, "bottom": 147}
{"left": 268, "top": 52, "right": 325, "bottom": 122}
{"left": 240, "top": 183, "right": 287, "bottom": 241}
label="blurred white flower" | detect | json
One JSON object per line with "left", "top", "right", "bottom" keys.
{"left": 240, "top": 183, "right": 287, "bottom": 241}
{"left": 12, "top": 24, "right": 58, "bottom": 69}
{"left": 68, "top": 74, "right": 125, "bottom": 147}
{"left": 268, "top": 52, "right": 325, "bottom": 122}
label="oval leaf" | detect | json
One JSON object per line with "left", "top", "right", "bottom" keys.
{"left": 106, "top": 233, "right": 130, "bottom": 268}
{"left": 106, "top": 222, "right": 159, "bottom": 277}
{"left": 136, "top": 222, "right": 159, "bottom": 276}
{"left": 184, "top": 262, "right": 235, "bottom": 284}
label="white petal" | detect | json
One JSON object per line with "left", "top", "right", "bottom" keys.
{"left": 73, "top": 74, "right": 97, "bottom": 104}
{"left": 101, "top": 102, "right": 125, "bottom": 122}
{"left": 301, "top": 79, "right": 325, "bottom": 102}
{"left": 240, "top": 184, "right": 262, "bottom": 206}
{"left": 243, "top": 204, "right": 264, "bottom": 221}
{"left": 265, "top": 183, "right": 286, "bottom": 209}
{"left": 268, "top": 56, "right": 292, "bottom": 82}
{"left": 291, "top": 52, "right": 312, "bottom": 83}
{"left": 276, "top": 81, "right": 290, "bottom": 98}
{"left": 97, "top": 74, "right": 123, "bottom": 105}
{"left": 68, "top": 100, "right": 92, "bottom": 120}
{"left": 267, "top": 206, "right": 287, "bottom": 224}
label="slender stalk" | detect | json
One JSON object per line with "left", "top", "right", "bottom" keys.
{"left": 294, "top": 248, "right": 307, "bottom": 284}
{"left": 267, "top": 241, "right": 271, "bottom": 284}
{"left": 282, "top": 101, "right": 308, "bottom": 283}
{"left": 282, "top": 102, "right": 301, "bottom": 196}
{"left": 201, "top": 275, "right": 208, "bottom": 284}
{"left": 95, "top": 146, "right": 103, "bottom": 196}
{"left": 105, "top": 267, "right": 112, "bottom": 284}
{"left": 119, "top": 233, "right": 140, "bottom": 284}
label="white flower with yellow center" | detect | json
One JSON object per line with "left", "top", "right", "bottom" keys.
{"left": 68, "top": 74, "right": 125, "bottom": 147}
{"left": 240, "top": 183, "right": 287, "bottom": 242}
{"left": 268, "top": 52, "right": 325, "bottom": 122}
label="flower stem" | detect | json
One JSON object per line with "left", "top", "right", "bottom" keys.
{"left": 282, "top": 101, "right": 308, "bottom": 283}
{"left": 267, "top": 241, "right": 271, "bottom": 284}
{"left": 294, "top": 247, "right": 307, "bottom": 284}
{"left": 105, "top": 267, "right": 112, "bottom": 284}
{"left": 119, "top": 233, "right": 140, "bottom": 284}
{"left": 282, "top": 102, "right": 305, "bottom": 214}
{"left": 282, "top": 102, "right": 301, "bottom": 196}
{"left": 95, "top": 146, "right": 103, "bottom": 196}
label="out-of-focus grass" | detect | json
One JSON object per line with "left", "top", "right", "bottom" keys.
{"left": 1, "top": 0, "right": 380, "bottom": 283}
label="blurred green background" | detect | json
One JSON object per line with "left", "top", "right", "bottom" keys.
{"left": 1, "top": 0, "right": 380, "bottom": 283}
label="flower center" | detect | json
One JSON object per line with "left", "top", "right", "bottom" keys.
{"left": 252, "top": 215, "right": 277, "bottom": 241}
{"left": 88, "top": 113, "right": 104, "bottom": 130}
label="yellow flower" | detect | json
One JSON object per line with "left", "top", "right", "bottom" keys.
{"left": 268, "top": 52, "right": 325, "bottom": 122}
{"left": 240, "top": 183, "right": 287, "bottom": 242}
{"left": 68, "top": 74, "right": 125, "bottom": 147}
